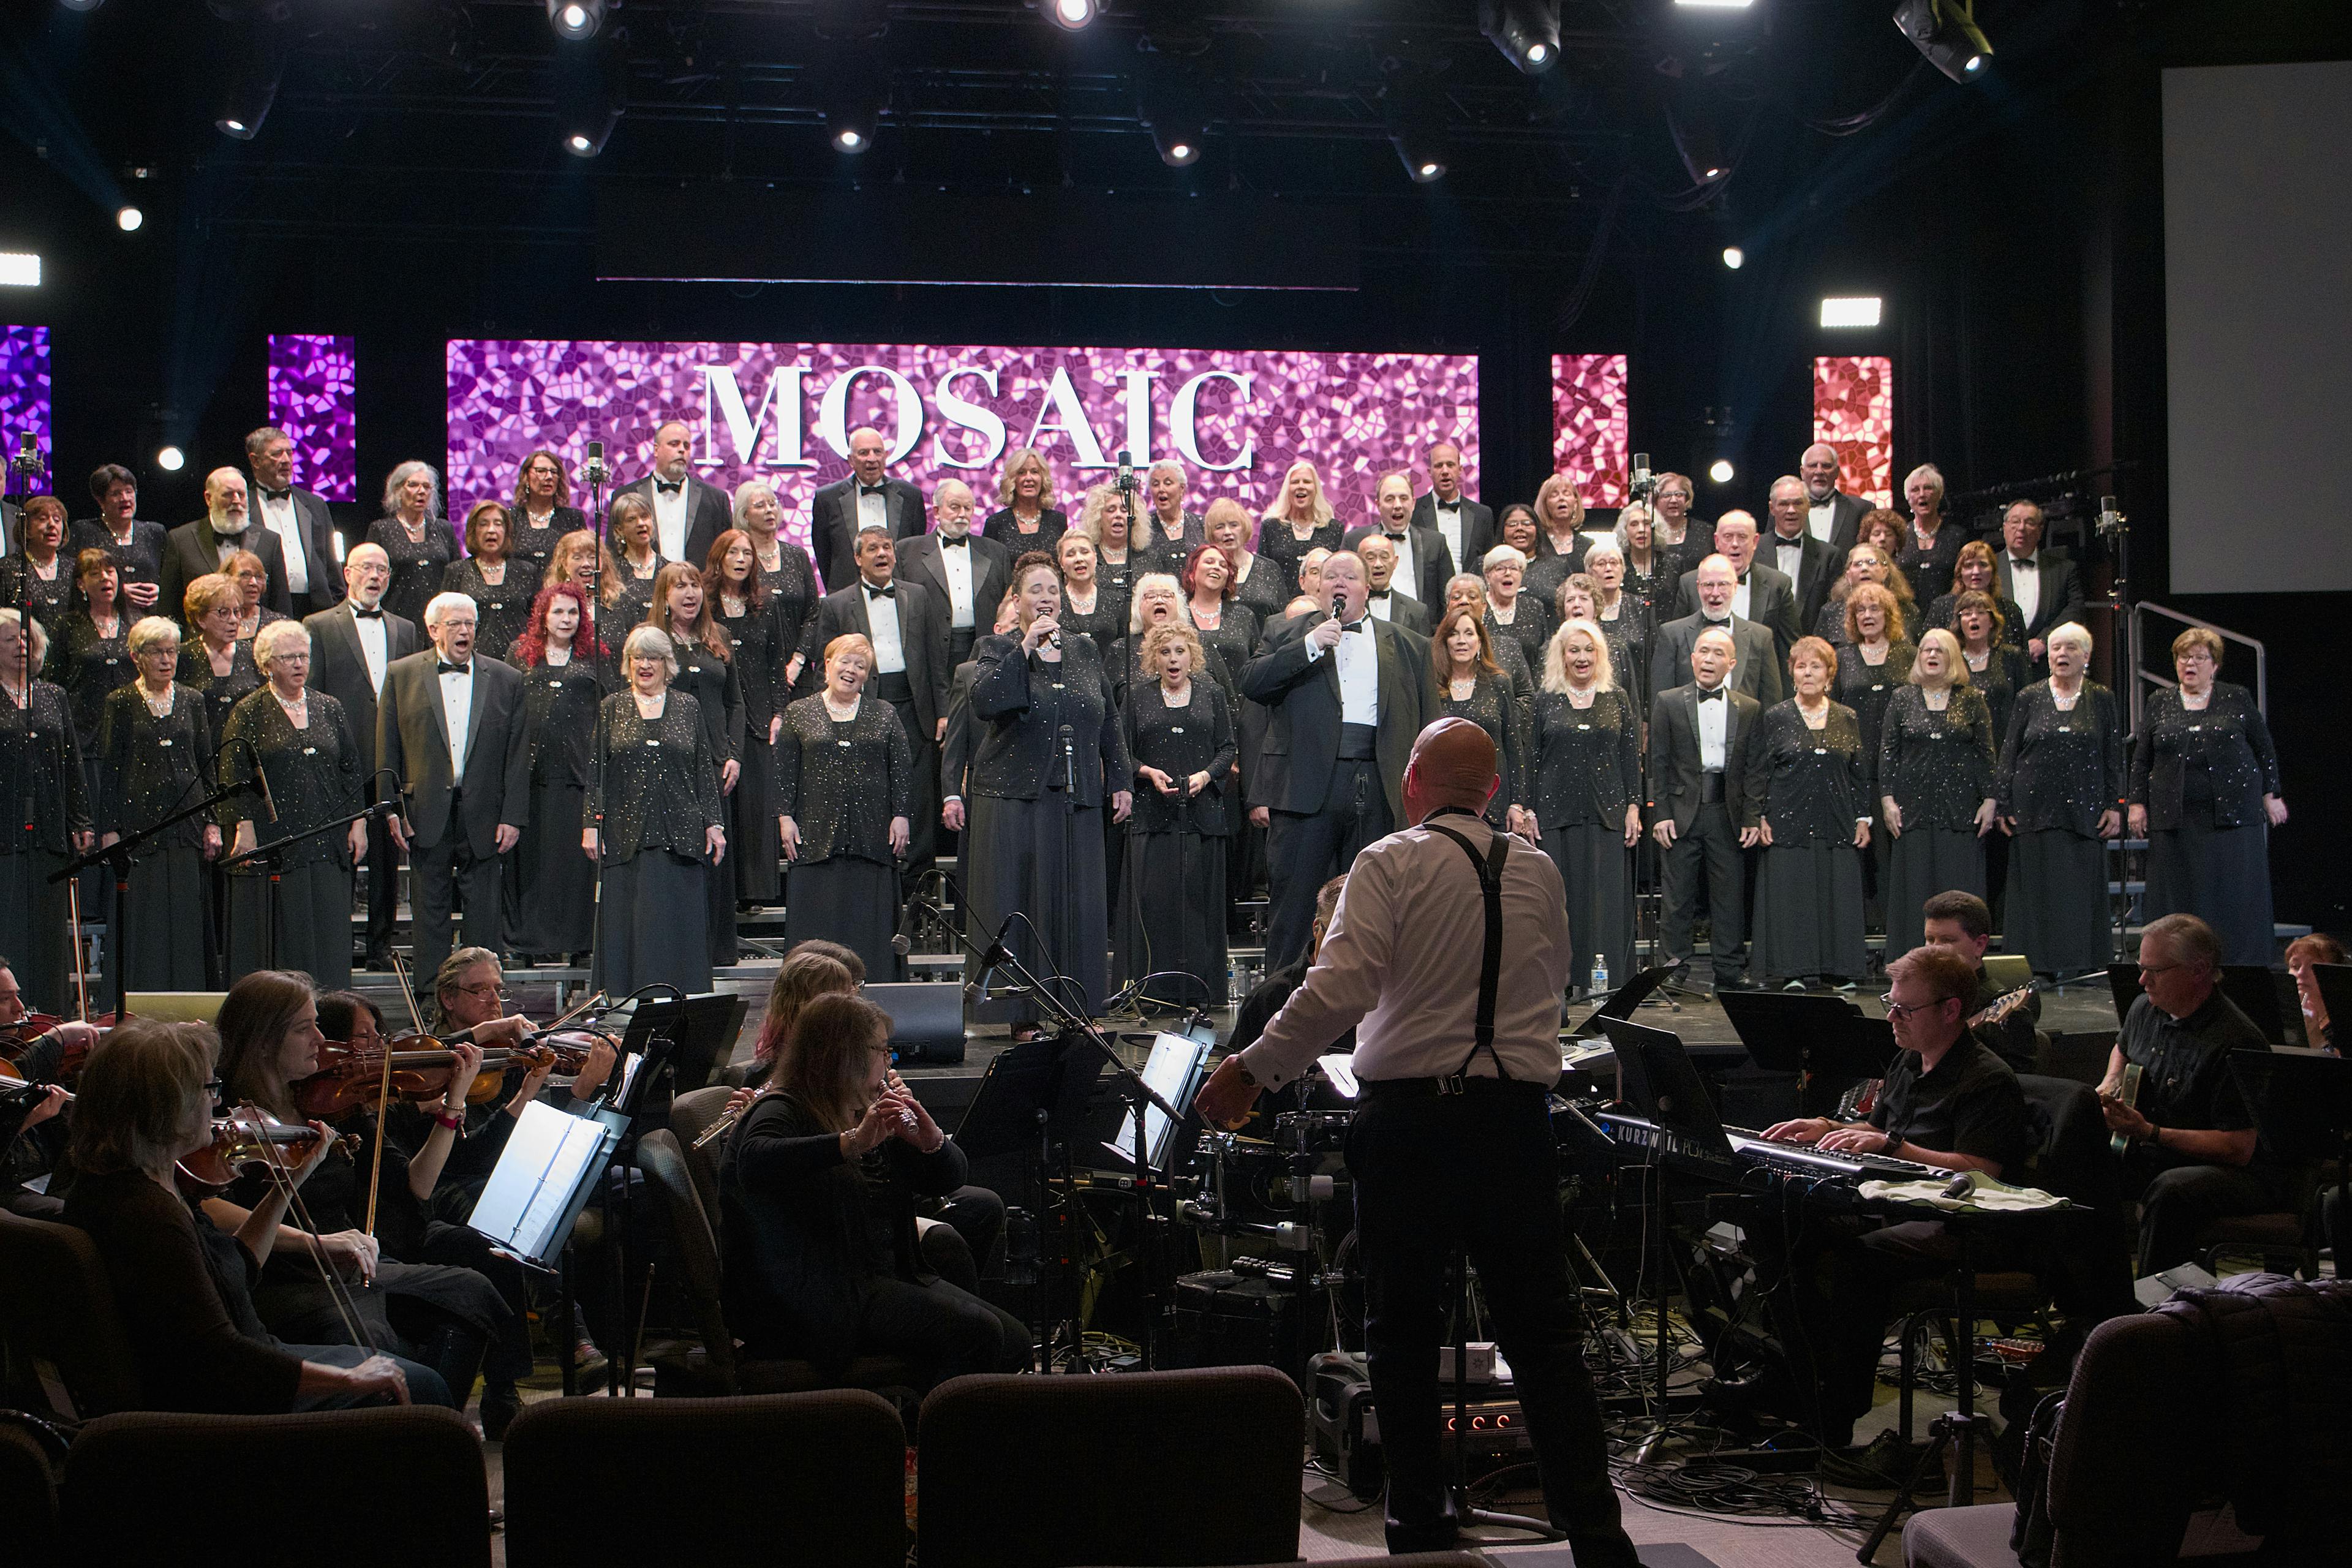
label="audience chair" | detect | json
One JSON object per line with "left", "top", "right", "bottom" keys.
{"left": 0, "top": 1420, "right": 58, "bottom": 1559}
{"left": 0, "top": 1208, "right": 141, "bottom": 1420}
{"left": 665, "top": 1083, "right": 733, "bottom": 1225}
{"left": 916, "top": 1366, "right": 1303, "bottom": 1568}
{"left": 502, "top": 1389, "right": 908, "bottom": 1568}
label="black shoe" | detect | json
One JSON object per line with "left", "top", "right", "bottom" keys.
{"left": 1714, "top": 975, "right": 1758, "bottom": 992}
{"left": 364, "top": 948, "right": 396, "bottom": 973}
{"left": 570, "top": 1336, "right": 609, "bottom": 1381}
{"left": 1820, "top": 1429, "right": 1939, "bottom": 1490}
{"left": 480, "top": 1384, "right": 522, "bottom": 1442}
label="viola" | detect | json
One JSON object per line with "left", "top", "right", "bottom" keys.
{"left": 175, "top": 1108, "right": 349, "bottom": 1194}
{"left": 292, "top": 1039, "right": 562, "bottom": 1119}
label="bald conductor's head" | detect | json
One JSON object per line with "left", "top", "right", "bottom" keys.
{"left": 1403, "top": 717, "right": 1501, "bottom": 823}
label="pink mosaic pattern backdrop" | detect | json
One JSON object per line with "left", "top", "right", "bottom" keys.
{"left": 1814, "top": 355, "right": 1894, "bottom": 507}
{"left": 1, "top": 325, "right": 51, "bottom": 477}
{"left": 445, "top": 341, "right": 1481, "bottom": 548}
{"left": 1549, "top": 353, "right": 1630, "bottom": 509}
{"left": 267, "top": 334, "right": 358, "bottom": 502}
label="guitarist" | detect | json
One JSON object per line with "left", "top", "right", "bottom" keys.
{"left": 1923, "top": 889, "right": 2041, "bottom": 1072}
{"left": 2098, "top": 913, "right": 2275, "bottom": 1277}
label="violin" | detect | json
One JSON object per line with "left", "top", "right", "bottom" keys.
{"left": 293, "top": 1039, "right": 564, "bottom": 1119}
{"left": 0, "top": 1014, "right": 102, "bottom": 1085}
{"left": 0, "top": 1012, "right": 66, "bottom": 1063}
{"left": 175, "top": 1108, "right": 350, "bottom": 1194}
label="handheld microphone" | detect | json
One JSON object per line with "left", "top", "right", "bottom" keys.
{"left": 1330, "top": 590, "right": 1346, "bottom": 626}
{"left": 1060, "top": 722, "right": 1077, "bottom": 794}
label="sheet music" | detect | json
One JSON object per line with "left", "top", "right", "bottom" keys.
{"left": 468, "top": 1101, "right": 611, "bottom": 1262}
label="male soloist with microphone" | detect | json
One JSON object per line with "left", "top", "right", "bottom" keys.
{"left": 1197, "top": 718, "right": 1636, "bottom": 1564}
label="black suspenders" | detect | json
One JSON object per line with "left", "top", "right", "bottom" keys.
{"left": 1425, "top": 818, "right": 1513, "bottom": 1091}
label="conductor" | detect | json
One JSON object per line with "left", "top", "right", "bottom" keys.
{"left": 1195, "top": 718, "right": 1634, "bottom": 1564}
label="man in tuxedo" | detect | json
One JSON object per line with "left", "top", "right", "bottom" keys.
{"left": 616, "top": 420, "right": 730, "bottom": 577}
{"left": 1652, "top": 556, "right": 1784, "bottom": 708}
{"left": 898, "top": 478, "right": 1009, "bottom": 666}
{"left": 816, "top": 524, "right": 949, "bottom": 890}
{"left": 1355, "top": 533, "right": 1433, "bottom": 635}
{"left": 1801, "top": 443, "right": 1874, "bottom": 552}
{"left": 1412, "top": 442, "right": 1491, "bottom": 586}
{"left": 160, "top": 469, "right": 290, "bottom": 625}
{"left": 1649, "top": 625, "right": 1760, "bottom": 989}
{"left": 376, "top": 593, "right": 531, "bottom": 983}
{"left": 70, "top": 464, "right": 166, "bottom": 613}
{"left": 1763, "top": 475, "right": 1845, "bottom": 634}
{"left": 246, "top": 425, "right": 344, "bottom": 619}
{"left": 1995, "top": 501, "right": 2086, "bottom": 668}
{"left": 811, "top": 426, "right": 928, "bottom": 592}
{"left": 1672, "top": 513, "right": 1801, "bottom": 666}
{"left": 1343, "top": 472, "right": 1453, "bottom": 608}
{"left": 1240, "top": 550, "right": 1431, "bottom": 970}
{"left": 304, "top": 544, "right": 418, "bottom": 970}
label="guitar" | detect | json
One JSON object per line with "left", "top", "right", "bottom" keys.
{"left": 2107, "top": 1061, "right": 2144, "bottom": 1158}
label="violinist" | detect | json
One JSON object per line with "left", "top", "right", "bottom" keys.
{"left": 205, "top": 970, "right": 516, "bottom": 1423}
{"left": 61, "top": 1017, "right": 438, "bottom": 1411}
{"left": 432, "top": 948, "right": 616, "bottom": 1120}
{"left": 1, "top": 956, "right": 101, "bottom": 1216}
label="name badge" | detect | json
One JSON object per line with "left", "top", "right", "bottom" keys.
{"left": 1813, "top": 747, "right": 1828, "bottom": 756}
{"left": 157, "top": 738, "right": 172, "bottom": 748}
{"left": 1577, "top": 723, "right": 1591, "bottom": 732}
{"left": 837, "top": 739, "right": 853, "bottom": 748}
{"left": 1050, "top": 683, "right": 1065, "bottom": 694}
{"left": 645, "top": 739, "right": 660, "bottom": 748}
{"left": 1871, "top": 683, "right": 1885, "bottom": 692}
{"left": 549, "top": 679, "right": 564, "bottom": 688}
{"left": 303, "top": 746, "right": 317, "bottom": 756}
{"left": 2188, "top": 725, "right": 2202, "bottom": 733}
{"left": 1929, "top": 729, "right": 1943, "bottom": 739}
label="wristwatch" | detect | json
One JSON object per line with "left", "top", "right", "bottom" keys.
{"left": 1234, "top": 1060, "right": 1261, "bottom": 1090}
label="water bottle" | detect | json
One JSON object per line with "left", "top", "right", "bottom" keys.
{"left": 1589, "top": 954, "right": 1610, "bottom": 997}
{"left": 1227, "top": 962, "right": 1243, "bottom": 1007}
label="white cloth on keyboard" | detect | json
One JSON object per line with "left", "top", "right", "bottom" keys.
{"left": 1856, "top": 1172, "right": 2070, "bottom": 1212}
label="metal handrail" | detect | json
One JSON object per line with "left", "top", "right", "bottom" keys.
{"left": 2128, "top": 601, "right": 2266, "bottom": 734}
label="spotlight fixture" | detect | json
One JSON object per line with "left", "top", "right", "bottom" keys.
{"left": 1708, "top": 459, "right": 1735, "bottom": 485}
{"left": 1042, "top": 0, "right": 1096, "bottom": 31}
{"left": 1668, "top": 104, "right": 1727, "bottom": 185}
{"left": 214, "top": 29, "right": 287, "bottom": 140}
{"left": 547, "top": 0, "right": 603, "bottom": 40}
{"left": 1820, "top": 296, "right": 1884, "bottom": 328}
{"left": 1136, "top": 59, "right": 1208, "bottom": 170}
{"left": 1894, "top": 0, "right": 1992, "bottom": 83}
{"left": 0, "top": 253, "right": 40, "bottom": 287}
{"left": 1477, "top": 0, "right": 1561, "bottom": 74}
{"left": 820, "top": 48, "right": 888, "bottom": 154}
{"left": 116, "top": 206, "right": 144, "bottom": 232}
{"left": 1721, "top": 245, "right": 1744, "bottom": 270}
{"left": 1390, "top": 126, "right": 1447, "bottom": 184}
{"left": 156, "top": 445, "right": 187, "bottom": 472}
{"left": 554, "top": 35, "right": 625, "bottom": 157}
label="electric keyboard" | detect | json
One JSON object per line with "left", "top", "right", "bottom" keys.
{"left": 1599, "top": 1109, "right": 1945, "bottom": 1185}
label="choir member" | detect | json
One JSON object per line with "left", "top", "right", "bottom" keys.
{"left": 1355, "top": 534, "right": 1431, "bottom": 633}
{"left": 707, "top": 529, "right": 788, "bottom": 913}
{"left": 509, "top": 449, "right": 584, "bottom": 578}
{"left": 586, "top": 625, "right": 726, "bottom": 997}
{"left": 1746, "top": 635, "right": 1870, "bottom": 989}
{"left": 246, "top": 426, "right": 342, "bottom": 619}
{"left": 1894, "top": 464, "right": 1964, "bottom": 610}
{"left": 1580, "top": 539, "right": 1652, "bottom": 710}
{"left": 1528, "top": 472, "right": 1589, "bottom": 583}
{"left": 1857, "top": 507, "right": 1906, "bottom": 561}
{"left": 99, "top": 617, "right": 220, "bottom": 988}
{"left": 1, "top": 495, "right": 74, "bottom": 636}
{"left": 62, "top": 1017, "right": 431, "bottom": 1411}
{"left": 1414, "top": 442, "right": 1491, "bottom": 582}
{"left": 365, "top": 462, "right": 460, "bottom": 632}
{"left": 1444, "top": 572, "right": 1536, "bottom": 698}
{"left": 1877, "top": 628, "right": 1998, "bottom": 957}
{"left": 1110, "top": 572, "right": 1230, "bottom": 705}
{"left": 2128, "top": 627, "right": 2286, "bottom": 967}
{"left": 1651, "top": 472, "right": 1711, "bottom": 574}
{"left": 1651, "top": 627, "right": 1758, "bottom": 990}
{"left": 1836, "top": 581, "right": 1913, "bottom": 904}
{"left": 810, "top": 427, "right": 926, "bottom": 591}
{"left": 1207, "top": 497, "right": 1285, "bottom": 625}
{"left": 616, "top": 420, "right": 731, "bottom": 578}
{"left": 1996, "top": 622, "right": 2124, "bottom": 979}
{"left": 813, "top": 527, "right": 948, "bottom": 897}
{"left": 718, "top": 992, "right": 1029, "bottom": 1384}
{"left": 963, "top": 553, "right": 1133, "bottom": 1033}
{"left": 940, "top": 590, "right": 1021, "bottom": 841}
{"left": 49, "top": 548, "right": 134, "bottom": 764}
{"left": 1081, "top": 481, "right": 1146, "bottom": 608}
{"left": 1535, "top": 619, "right": 1641, "bottom": 995}
{"left": 1671, "top": 510, "right": 1802, "bottom": 667}
{"left": 1429, "top": 606, "right": 1525, "bottom": 833}
{"left": 545, "top": 527, "right": 616, "bottom": 605}
{"left": 1482, "top": 545, "right": 1553, "bottom": 674}
{"left": 1801, "top": 442, "right": 1873, "bottom": 551}
{"left": 160, "top": 470, "right": 291, "bottom": 630}
{"left": 1182, "top": 542, "right": 1260, "bottom": 683}
{"left": 1052, "top": 527, "right": 1121, "bottom": 654}
{"left": 217, "top": 620, "right": 364, "bottom": 990}
{"left": 1996, "top": 501, "right": 2086, "bottom": 668}
{"left": 734, "top": 480, "right": 823, "bottom": 698}
{"left": 1256, "top": 458, "right": 1344, "bottom": 590}
{"left": 606, "top": 492, "right": 665, "bottom": 628}
{"left": 651, "top": 562, "right": 747, "bottom": 969}
{"left": 227, "top": 549, "right": 286, "bottom": 644}
{"left": 1143, "top": 459, "right": 1204, "bottom": 556}
{"left": 1116, "top": 621, "right": 1235, "bottom": 1006}
{"left": 0, "top": 608, "right": 93, "bottom": 1013}
{"left": 440, "top": 500, "right": 540, "bottom": 665}
{"left": 72, "top": 463, "right": 166, "bottom": 612}
{"left": 303, "top": 545, "right": 413, "bottom": 974}
{"left": 1815, "top": 539, "right": 1921, "bottom": 647}
{"left": 1925, "top": 540, "right": 2024, "bottom": 650}
{"left": 1765, "top": 474, "right": 1845, "bottom": 632}
{"left": 978, "top": 445, "right": 1067, "bottom": 560}
{"left": 177, "top": 575, "right": 264, "bottom": 788}
{"left": 1556, "top": 575, "right": 1637, "bottom": 720}
{"left": 1650, "top": 557, "right": 1784, "bottom": 707}
{"left": 898, "top": 478, "right": 1010, "bottom": 669}
{"left": 2285, "top": 932, "right": 2345, "bottom": 1053}
{"left": 1613, "top": 502, "right": 1672, "bottom": 620}
{"left": 1343, "top": 472, "right": 1453, "bottom": 608}
{"left": 778, "top": 634, "right": 913, "bottom": 980}
{"left": 508, "top": 582, "right": 608, "bottom": 965}
{"left": 1953, "top": 589, "right": 2029, "bottom": 746}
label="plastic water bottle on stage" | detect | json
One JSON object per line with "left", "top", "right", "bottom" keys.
{"left": 1590, "top": 954, "right": 1609, "bottom": 998}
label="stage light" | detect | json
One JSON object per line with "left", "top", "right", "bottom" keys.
{"left": 1669, "top": 105, "right": 1727, "bottom": 186}
{"left": 116, "top": 206, "right": 144, "bottom": 232}
{"left": 548, "top": 0, "right": 602, "bottom": 40}
{"left": 1708, "top": 459, "right": 1735, "bottom": 484}
{"left": 554, "top": 35, "right": 625, "bottom": 157}
{"left": 1721, "top": 246, "right": 1744, "bottom": 269}
{"left": 820, "top": 48, "right": 888, "bottom": 154}
{"left": 1043, "top": 0, "right": 1096, "bottom": 31}
{"left": 0, "top": 254, "right": 39, "bottom": 287}
{"left": 1894, "top": 0, "right": 1992, "bottom": 83}
{"left": 214, "top": 39, "right": 286, "bottom": 140}
{"left": 1820, "top": 296, "right": 1883, "bottom": 328}
{"left": 156, "top": 445, "right": 186, "bottom": 472}
{"left": 1390, "top": 126, "right": 1447, "bottom": 184}
{"left": 1478, "top": 0, "right": 1562, "bottom": 75}
{"left": 1137, "top": 59, "right": 1208, "bottom": 170}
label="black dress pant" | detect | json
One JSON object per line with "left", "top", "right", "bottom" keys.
{"left": 882, "top": 689, "right": 938, "bottom": 893}
{"left": 2133, "top": 1159, "right": 2280, "bottom": 1275}
{"left": 1660, "top": 797, "right": 1745, "bottom": 983}
{"left": 855, "top": 1273, "right": 1031, "bottom": 1386}
{"left": 363, "top": 812, "right": 401, "bottom": 960}
{"left": 409, "top": 821, "right": 505, "bottom": 983}
{"left": 1348, "top": 1082, "right": 1635, "bottom": 1562}
{"left": 1263, "top": 758, "right": 1391, "bottom": 971}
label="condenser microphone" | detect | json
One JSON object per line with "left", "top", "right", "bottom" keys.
{"left": 583, "top": 440, "right": 609, "bottom": 486}
{"left": 1630, "top": 451, "right": 1653, "bottom": 499}
{"left": 1115, "top": 448, "right": 1136, "bottom": 494}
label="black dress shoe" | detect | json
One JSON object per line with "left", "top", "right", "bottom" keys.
{"left": 364, "top": 949, "right": 396, "bottom": 973}
{"left": 480, "top": 1384, "right": 522, "bottom": 1442}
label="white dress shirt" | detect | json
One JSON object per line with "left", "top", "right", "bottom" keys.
{"left": 1730, "top": 576, "right": 1753, "bottom": 621}
{"left": 864, "top": 582, "right": 907, "bottom": 674}
{"left": 1306, "top": 617, "right": 1379, "bottom": 726}
{"left": 354, "top": 605, "right": 390, "bottom": 694}
{"left": 652, "top": 478, "right": 690, "bottom": 562}
{"left": 1430, "top": 499, "right": 1466, "bottom": 579}
{"left": 1383, "top": 532, "right": 1421, "bottom": 602}
{"left": 1238, "top": 812, "right": 1571, "bottom": 1088}
{"left": 1807, "top": 498, "right": 1837, "bottom": 543}
{"left": 257, "top": 489, "right": 309, "bottom": 595}
{"left": 937, "top": 537, "right": 975, "bottom": 629}
{"left": 1695, "top": 682, "right": 1730, "bottom": 772}
{"left": 439, "top": 662, "right": 473, "bottom": 780}
{"left": 856, "top": 484, "right": 888, "bottom": 538}
{"left": 1365, "top": 591, "right": 1395, "bottom": 623}
{"left": 1771, "top": 532, "right": 1807, "bottom": 591}
{"left": 2007, "top": 552, "right": 2041, "bottom": 628}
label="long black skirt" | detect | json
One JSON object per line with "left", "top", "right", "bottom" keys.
{"left": 1117, "top": 829, "right": 1228, "bottom": 1008}
{"left": 2147, "top": 818, "right": 2275, "bottom": 967}
{"left": 965, "top": 791, "right": 1108, "bottom": 1025}
{"left": 512, "top": 778, "right": 594, "bottom": 956}
{"left": 0, "top": 850, "right": 75, "bottom": 1016}
{"left": 731, "top": 736, "right": 782, "bottom": 903}
{"left": 1545, "top": 821, "right": 1634, "bottom": 995}
{"left": 596, "top": 850, "right": 712, "bottom": 998}
{"left": 118, "top": 845, "right": 218, "bottom": 991}
{"left": 226, "top": 860, "right": 354, "bottom": 990}
{"left": 2007, "top": 829, "right": 2113, "bottom": 976}
{"left": 784, "top": 854, "right": 902, "bottom": 981}
{"left": 706, "top": 844, "right": 738, "bottom": 971}
{"left": 1750, "top": 841, "right": 1868, "bottom": 982}
{"left": 1882, "top": 825, "right": 1987, "bottom": 959}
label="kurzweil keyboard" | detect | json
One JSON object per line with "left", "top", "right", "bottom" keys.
{"left": 1600, "top": 1109, "right": 1943, "bottom": 1184}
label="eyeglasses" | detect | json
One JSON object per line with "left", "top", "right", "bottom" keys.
{"left": 456, "top": 981, "right": 509, "bottom": 1001}
{"left": 2137, "top": 962, "right": 2184, "bottom": 978}
{"left": 1881, "top": 994, "right": 1952, "bottom": 1020}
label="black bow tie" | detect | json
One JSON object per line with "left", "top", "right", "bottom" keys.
{"left": 2008, "top": 556, "right": 2036, "bottom": 570}
{"left": 1384, "top": 532, "right": 1409, "bottom": 544}
{"left": 214, "top": 528, "right": 246, "bottom": 543}
{"left": 859, "top": 483, "right": 888, "bottom": 499}
{"left": 1367, "top": 592, "right": 1390, "bottom": 605}
{"left": 654, "top": 479, "right": 684, "bottom": 496}
{"left": 1697, "top": 687, "right": 1725, "bottom": 703}
{"left": 352, "top": 606, "right": 383, "bottom": 620}
{"left": 260, "top": 487, "right": 293, "bottom": 503}
{"left": 864, "top": 582, "right": 895, "bottom": 600}
{"left": 1339, "top": 618, "right": 1366, "bottom": 634}
{"left": 938, "top": 533, "right": 967, "bottom": 549}
{"left": 437, "top": 660, "right": 471, "bottom": 677}
{"left": 1703, "top": 616, "right": 1732, "bottom": 628}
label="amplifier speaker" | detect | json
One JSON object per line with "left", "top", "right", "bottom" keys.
{"left": 1171, "top": 1270, "right": 1325, "bottom": 1390}
{"left": 1308, "top": 1351, "right": 1534, "bottom": 1501}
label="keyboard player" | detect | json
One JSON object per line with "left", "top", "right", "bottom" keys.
{"left": 1759, "top": 944, "right": 2030, "bottom": 1452}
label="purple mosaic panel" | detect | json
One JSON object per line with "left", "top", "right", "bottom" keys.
{"left": 1550, "top": 353, "right": 1630, "bottom": 509}
{"left": 445, "top": 341, "right": 1482, "bottom": 549}
{"left": 1, "top": 326, "right": 52, "bottom": 478}
{"left": 268, "top": 334, "right": 357, "bottom": 502}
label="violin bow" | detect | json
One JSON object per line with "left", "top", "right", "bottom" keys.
{"left": 243, "top": 1101, "right": 377, "bottom": 1353}
{"left": 365, "top": 954, "right": 430, "bottom": 1238}
{"left": 63, "top": 877, "right": 91, "bottom": 1024}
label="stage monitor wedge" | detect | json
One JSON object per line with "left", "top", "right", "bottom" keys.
{"left": 593, "top": 186, "right": 1361, "bottom": 292}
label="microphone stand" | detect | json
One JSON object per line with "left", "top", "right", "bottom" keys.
{"left": 219, "top": 799, "right": 402, "bottom": 973}
{"left": 579, "top": 443, "right": 612, "bottom": 989}
{"left": 7, "top": 440, "right": 44, "bottom": 1004}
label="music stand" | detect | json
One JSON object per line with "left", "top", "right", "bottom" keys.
{"left": 1717, "top": 990, "right": 1897, "bottom": 1117}
{"left": 1566, "top": 964, "right": 1675, "bottom": 1037}
{"left": 2108, "top": 962, "right": 2290, "bottom": 1043}
{"left": 610, "top": 993, "right": 745, "bottom": 1118}
{"left": 1603, "top": 1016, "right": 1738, "bottom": 1163}
{"left": 466, "top": 1100, "right": 623, "bottom": 1270}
